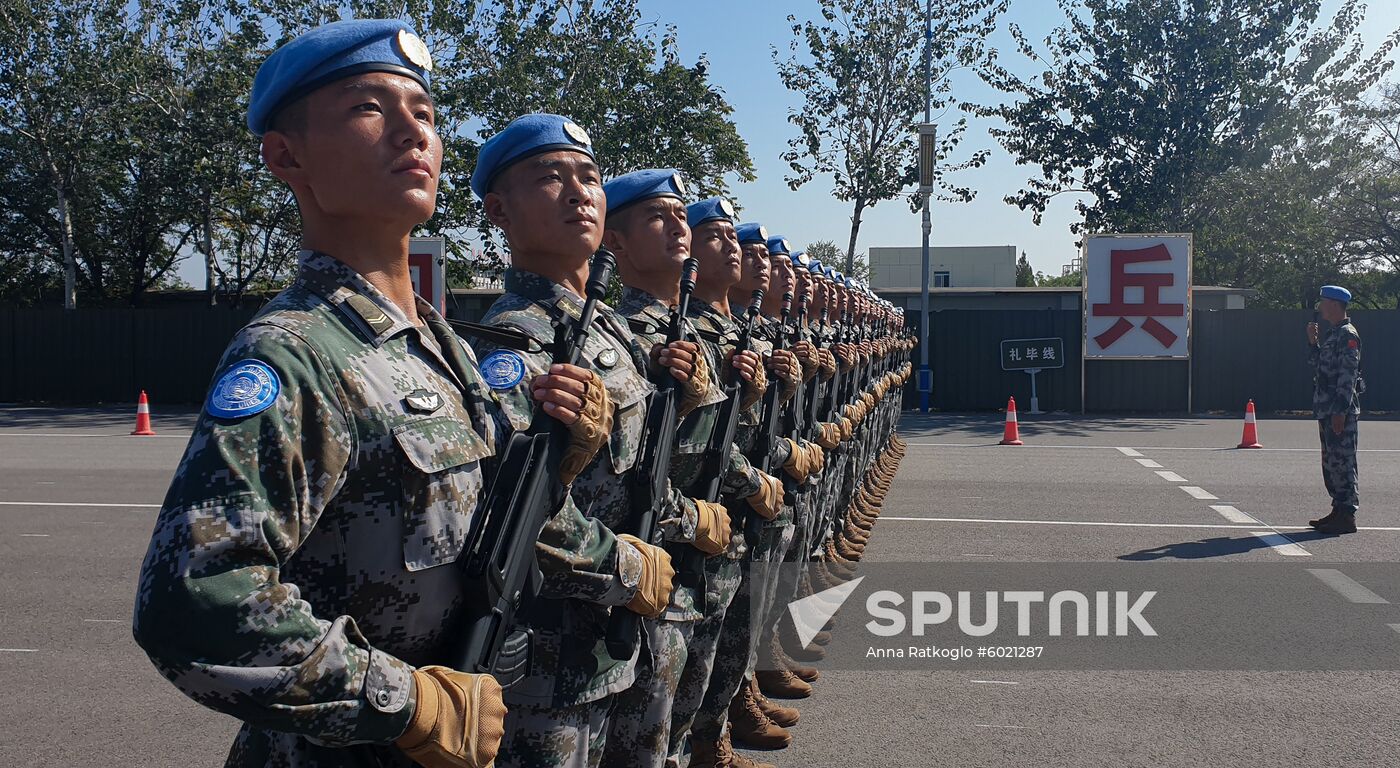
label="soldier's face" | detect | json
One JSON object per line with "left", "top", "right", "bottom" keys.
{"left": 265, "top": 73, "right": 441, "bottom": 229}
{"left": 770, "top": 258, "right": 794, "bottom": 296}
{"left": 739, "top": 243, "right": 770, "bottom": 293}
{"left": 611, "top": 197, "right": 690, "bottom": 278}
{"left": 795, "top": 269, "right": 811, "bottom": 305}
{"left": 1319, "top": 298, "right": 1346, "bottom": 323}
{"left": 691, "top": 220, "right": 740, "bottom": 289}
{"left": 485, "top": 150, "right": 604, "bottom": 264}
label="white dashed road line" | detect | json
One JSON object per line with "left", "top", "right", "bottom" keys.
{"left": 1307, "top": 569, "right": 1390, "bottom": 604}
{"left": 1116, "top": 447, "right": 1144, "bottom": 457}
{"left": 970, "top": 680, "right": 1019, "bottom": 685}
{"left": 1154, "top": 470, "right": 1187, "bottom": 482}
{"left": 0, "top": 648, "right": 38, "bottom": 653}
{"left": 1248, "top": 532, "right": 1310, "bottom": 556}
{"left": 1179, "top": 486, "right": 1218, "bottom": 500}
{"left": 878, "top": 516, "right": 1400, "bottom": 530}
{"left": 0, "top": 501, "right": 160, "bottom": 509}
{"left": 19, "top": 533, "right": 50, "bottom": 538}
{"left": 1135, "top": 458, "right": 1163, "bottom": 468}
{"left": 1210, "top": 505, "right": 1256, "bottom": 524}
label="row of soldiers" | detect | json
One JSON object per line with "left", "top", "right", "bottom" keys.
{"left": 131, "top": 19, "right": 912, "bottom": 768}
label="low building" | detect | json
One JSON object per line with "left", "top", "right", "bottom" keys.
{"left": 875, "top": 286, "right": 1254, "bottom": 312}
{"left": 868, "top": 245, "right": 1018, "bottom": 289}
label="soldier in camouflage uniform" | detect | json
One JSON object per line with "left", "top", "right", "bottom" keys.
{"left": 664, "top": 198, "right": 790, "bottom": 768}
{"left": 1308, "top": 284, "right": 1363, "bottom": 535}
{"left": 599, "top": 171, "right": 769, "bottom": 767}
{"left": 470, "top": 115, "right": 700, "bottom": 767}
{"left": 133, "top": 22, "right": 637, "bottom": 768}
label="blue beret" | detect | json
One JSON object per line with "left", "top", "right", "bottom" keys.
{"left": 767, "top": 236, "right": 791, "bottom": 256}
{"left": 686, "top": 197, "right": 736, "bottom": 227}
{"left": 1320, "top": 285, "right": 1351, "bottom": 303}
{"left": 843, "top": 276, "right": 854, "bottom": 288}
{"left": 807, "top": 258, "right": 824, "bottom": 275}
{"left": 737, "top": 223, "right": 769, "bottom": 244}
{"left": 833, "top": 270, "right": 844, "bottom": 284}
{"left": 471, "top": 113, "right": 595, "bottom": 199}
{"left": 249, "top": 19, "right": 432, "bottom": 136}
{"left": 789, "top": 250, "right": 810, "bottom": 269}
{"left": 603, "top": 169, "right": 686, "bottom": 217}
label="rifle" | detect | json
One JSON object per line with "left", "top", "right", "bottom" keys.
{"left": 783, "top": 289, "right": 809, "bottom": 444}
{"left": 804, "top": 304, "right": 829, "bottom": 429}
{"left": 604, "top": 258, "right": 700, "bottom": 660}
{"left": 697, "top": 291, "right": 764, "bottom": 540}
{"left": 451, "top": 248, "right": 616, "bottom": 685}
{"left": 749, "top": 291, "right": 792, "bottom": 482}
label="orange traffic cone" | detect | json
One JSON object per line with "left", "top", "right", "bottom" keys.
{"left": 1236, "top": 399, "right": 1262, "bottom": 449}
{"left": 999, "top": 396, "right": 1023, "bottom": 446}
{"left": 131, "top": 391, "right": 156, "bottom": 436}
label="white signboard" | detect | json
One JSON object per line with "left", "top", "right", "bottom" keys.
{"left": 1082, "top": 234, "right": 1191, "bottom": 359}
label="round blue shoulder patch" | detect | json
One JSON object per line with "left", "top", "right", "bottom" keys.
{"left": 481, "top": 350, "right": 527, "bottom": 391}
{"left": 207, "top": 360, "right": 281, "bottom": 419}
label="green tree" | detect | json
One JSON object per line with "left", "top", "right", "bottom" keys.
{"left": 1015, "top": 251, "right": 1034, "bottom": 286}
{"left": 775, "top": 0, "right": 1006, "bottom": 274}
{"left": 802, "top": 239, "right": 869, "bottom": 283}
{"left": 976, "top": 0, "right": 1396, "bottom": 238}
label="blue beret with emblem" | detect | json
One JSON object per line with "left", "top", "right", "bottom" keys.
{"left": 789, "top": 250, "right": 810, "bottom": 270}
{"left": 603, "top": 169, "right": 686, "bottom": 217}
{"left": 249, "top": 19, "right": 432, "bottom": 136}
{"left": 207, "top": 360, "right": 281, "bottom": 419}
{"left": 767, "top": 236, "right": 791, "bottom": 256}
{"left": 737, "top": 223, "right": 768, "bottom": 245}
{"left": 843, "top": 275, "right": 854, "bottom": 289}
{"left": 471, "top": 113, "right": 595, "bottom": 199}
{"left": 1320, "top": 285, "right": 1351, "bottom": 304}
{"left": 686, "top": 197, "right": 736, "bottom": 227}
{"left": 833, "top": 270, "right": 844, "bottom": 284}
{"left": 807, "top": 258, "right": 825, "bottom": 275}
{"left": 480, "top": 350, "right": 527, "bottom": 391}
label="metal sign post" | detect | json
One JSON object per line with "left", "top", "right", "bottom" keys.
{"left": 1001, "top": 337, "right": 1064, "bottom": 415}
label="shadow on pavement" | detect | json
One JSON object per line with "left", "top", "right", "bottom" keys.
{"left": 1118, "top": 530, "right": 1338, "bottom": 560}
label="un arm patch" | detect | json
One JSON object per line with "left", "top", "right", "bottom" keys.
{"left": 481, "top": 350, "right": 527, "bottom": 390}
{"left": 207, "top": 360, "right": 281, "bottom": 419}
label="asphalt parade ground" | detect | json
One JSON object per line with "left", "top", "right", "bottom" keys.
{"left": 3, "top": 406, "right": 1399, "bottom": 766}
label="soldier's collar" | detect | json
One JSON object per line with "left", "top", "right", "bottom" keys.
{"left": 503, "top": 267, "right": 578, "bottom": 304}
{"left": 297, "top": 251, "right": 415, "bottom": 347}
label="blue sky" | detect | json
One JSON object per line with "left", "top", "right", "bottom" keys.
{"left": 178, "top": 0, "right": 1399, "bottom": 286}
{"left": 638, "top": 0, "right": 1400, "bottom": 278}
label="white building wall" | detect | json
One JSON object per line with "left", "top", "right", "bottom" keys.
{"left": 868, "top": 245, "right": 1018, "bottom": 289}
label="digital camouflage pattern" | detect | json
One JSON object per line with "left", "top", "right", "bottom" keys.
{"left": 133, "top": 252, "right": 628, "bottom": 768}
{"left": 472, "top": 268, "right": 687, "bottom": 712}
{"left": 1312, "top": 318, "right": 1362, "bottom": 514}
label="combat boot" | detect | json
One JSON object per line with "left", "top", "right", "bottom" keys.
{"left": 1315, "top": 512, "right": 1357, "bottom": 534}
{"left": 730, "top": 681, "right": 793, "bottom": 748}
{"left": 780, "top": 620, "right": 825, "bottom": 663}
{"left": 757, "top": 637, "right": 814, "bottom": 698}
{"left": 690, "top": 730, "right": 778, "bottom": 768}
{"left": 786, "top": 657, "right": 820, "bottom": 682}
{"left": 1309, "top": 510, "right": 1340, "bottom": 528}
{"left": 752, "top": 678, "right": 801, "bottom": 726}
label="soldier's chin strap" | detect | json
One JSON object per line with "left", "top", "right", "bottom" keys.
{"left": 448, "top": 319, "right": 542, "bottom": 354}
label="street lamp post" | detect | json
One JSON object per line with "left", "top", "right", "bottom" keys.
{"left": 916, "top": 0, "right": 934, "bottom": 413}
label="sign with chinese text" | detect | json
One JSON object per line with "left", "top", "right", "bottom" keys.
{"left": 1083, "top": 235, "right": 1191, "bottom": 359}
{"left": 1001, "top": 338, "right": 1065, "bottom": 371}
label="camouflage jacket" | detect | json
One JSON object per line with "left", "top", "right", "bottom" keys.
{"left": 473, "top": 269, "right": 694, "bottom": 706}
{"left": 617, "top": 285, "right": 725, "bottom": 618}
{"left": 1311, "top": 318, "right": 1362, "bottom": 418}
{"left": 132, "top": 252, "right": 629, "bottom": 766}
{"left": 686, "top": 297, "right": 768, "bottom": 559}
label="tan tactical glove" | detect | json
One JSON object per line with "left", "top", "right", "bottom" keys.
{"left": 816, "top": 421, "right": 841, "bottom": 450}
{"left": 843, "top": 403, "right": 861, "bottom": 427}
{"left": 817, "top": 348, "right": 837, "bottom": 380}
{"left": 746, "top": 470, "right": 783, "bottom": 520}
{"left": 740, "top": 358, "right": 768, "bottom": 412}
{"left": 807, "top": 443, "right": 826, "bottom": 474}
{"left": 781, "top": 437, "right": 810, "bottom": 481}
{"left": 618, "top": 534, "right": 675, "bottom": 617}
{"left": 836, "top": 344, "right": 856, "bottom": 372}
{"left": 395, "top": 666, "right": 507, "bottom": 768}
{"left": 795, "top": 341, "right": 819, "bottom": 381}
{"left": 839, "top": 416, "right": 853, "bottom": 441}
{"left": 677, "top": 350, "right": 713, "bottom": 419}
{"left": 692, "top": 499, "right": 732, "bottom": 556}
{"left": 559, "top": 371, "right": 613, "bottom": 486}
{"left": 775, "top": 349, "right": 803, "bottom": 404}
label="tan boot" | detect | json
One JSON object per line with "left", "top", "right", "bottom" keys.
{"left": 756, "top": 667, "right": 813, "bottom": 699}
{"left": 688, "top": 735, "right": 734, "bottom": 768}
{"left": 786, "top": 657, "right": 820, "bottom": 683}
{"left": 730, "top": 679, "right": 793, "bottom": 748}
{"left": 812, "top": 629, "right": 832, "bottom": 646}
{"left": 751, "top": 678, "right": 801, "bottom": 727}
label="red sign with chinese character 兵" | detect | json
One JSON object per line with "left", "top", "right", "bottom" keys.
{"left": 1083, "top": 235, "right": 1191, "bottom": 359}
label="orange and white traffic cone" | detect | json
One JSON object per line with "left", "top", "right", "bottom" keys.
{"left": 131, "top": 390, "right": 156, "bottom": 436}
{"left": 999, "top": 396, "right": 1023, "bottom": 446}
{"left": 1236, "top": 399, "right": 1262, "bottom": 449}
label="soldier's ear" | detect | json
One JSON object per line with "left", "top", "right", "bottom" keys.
{"left": 263, "top": 131, "right": 308, "bottom": 190}
{"left": 483, "top": 192, "right": 510, "bottom": 230}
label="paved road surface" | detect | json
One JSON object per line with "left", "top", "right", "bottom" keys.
{"left": 2, "top": 407, "right": 1397, "bottom": 766}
